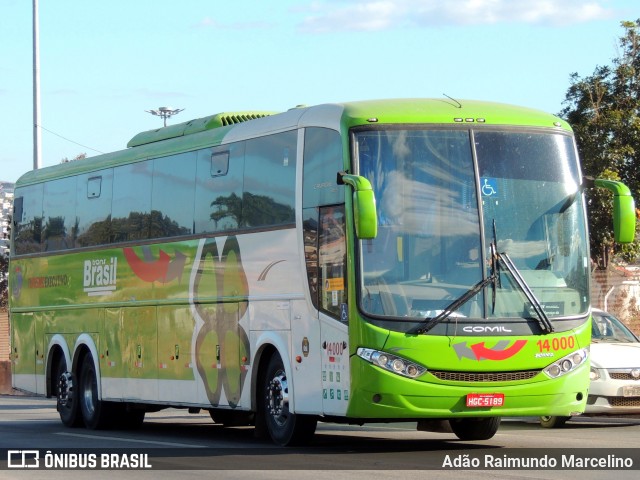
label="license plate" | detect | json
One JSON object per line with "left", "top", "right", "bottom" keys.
{"left": 622, "top": 385, "right": 640, "bottom": 397}
{"left": 466, "top": 393, "right": 504, "bottom": 407}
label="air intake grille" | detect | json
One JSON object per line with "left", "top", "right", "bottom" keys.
{"left": 608, "top": 397, "right": 640, "bottom": 407}
{"left": 430, "top": 370, "right": 540, "bottom": 382}
{"left": 609, "top": 372, "right": 640, "bottom": 381}
{"left": 219, "top": 113, "right": 270, "bottom": 126}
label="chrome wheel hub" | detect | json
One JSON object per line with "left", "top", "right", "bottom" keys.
{"left": 267, "top": 371, "right": 289, "bottom": 426}
{"left": 57, "top": 371, "right": 74, "bottom": 408}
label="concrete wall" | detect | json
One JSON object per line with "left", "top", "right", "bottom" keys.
{"left": 0, "top": 309, "right": 11, "bottom": 394}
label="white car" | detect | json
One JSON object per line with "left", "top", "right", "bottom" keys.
{"left": 540, "top": 309, "right": 640, "bottom": 428}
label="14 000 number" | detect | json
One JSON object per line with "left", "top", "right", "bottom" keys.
{"left": 536, "top": 336, "right": 575, "bottom": 352}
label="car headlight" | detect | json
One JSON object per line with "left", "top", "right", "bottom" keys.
{"left": 357, "top": 348, "right": 427, "bottom": 378}
{"left": 589, "top": 367, "right": 601, "bottom": 381}
{"left": 543, "top": 348, "right": 589, "bottom": 379}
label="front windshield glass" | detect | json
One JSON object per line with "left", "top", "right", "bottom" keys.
{"left": 355, "top": 127, "right": 589, "bottom": 332}
{"left": 592, "top": 311, "right": 639, "bottom": 343}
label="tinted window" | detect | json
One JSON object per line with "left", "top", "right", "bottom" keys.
{"left": 303, "top": 128, "right": 343, "bottom": 208}
{"left": 152, "top": 152, "right": 196, "bottom": 237}
{"left": 303, "top": 207, "right": 319, "bottom": 309}
{"left": 243, "top": 131, "right": 296, "bottom": 227}
{"left": 195, "top": 143, "right": 245, "bottom": 233}
{"left": 318, "top": 205, "right": 347, "bottom": 319}
{"left": 76, "top": 170, "right": 113, "bottom": 247}
{"left": 42, "top": 177, "right": 77, "bottom": 251}
{"left": 13, "top": 184, "right": 43, "bottom": 255}
{"left": 211, "top": 151, "right": 229, "bottom": 177}
{"left": 111, "top": 161, "right": 152, "bottom": 242}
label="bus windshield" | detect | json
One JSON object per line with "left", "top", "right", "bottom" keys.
{"left": 355, "top": 127, "right": 589, "bottom": 331}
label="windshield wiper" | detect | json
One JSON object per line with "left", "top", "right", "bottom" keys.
{"left": 496, "top": 251, "right": 554, "bottom": 334}
{"left": 409, "top": 220, "right": 502, "bottom": 335}
{"left": 409, "top": 220, "right": 554, "bottom": 335}
{"left": 407, "top": 273, "right": 497, "bottom": 334}
{"left": 409, "top": 226, "right": 502, "bottom": 335}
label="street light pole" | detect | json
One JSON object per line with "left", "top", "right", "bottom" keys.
{"left": 33, "top": 0, "right": 42, "bottom": 170}
{"left": 145, "top": 107, "right": 184, "bottom": 127}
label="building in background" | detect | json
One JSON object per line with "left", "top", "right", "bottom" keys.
{"left": 0, "top": 182, "right": 14, "bottom": 255}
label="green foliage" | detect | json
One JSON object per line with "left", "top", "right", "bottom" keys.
{"left": 0, "top": 251, "right": 7, "bottom": 309}
{"left": 0, "top": 219, "right": 8, "bottom": 308}
{"left": 560, "top": 20, "right": 640, "bottom": 266}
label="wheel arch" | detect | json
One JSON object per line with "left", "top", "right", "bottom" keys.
{"left": 72, "top": 333, "right": 102, "bottom": 400}
{"left": 250, "top": 332, "right": 292, "bottom": 412}
{"left": 45, "top": 334, "right": 72, "bottom": 398}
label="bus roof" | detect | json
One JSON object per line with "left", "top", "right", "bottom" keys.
{"left": 15, "top": 98, "right": 571, "bottom": 187}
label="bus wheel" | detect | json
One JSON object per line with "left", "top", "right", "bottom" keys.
{"left": 449, "top": 417, "right": 501, "bottom": 440}
{"left": 55, "top": 358, "right": 82, "bottom": 427}
{"left": 78, "top": 353, "right": 111, "bottom": 430}
{"left": 539, "top": 416, "right": 570, "bottom": 428}
{"left": 260, "top": 353, "right": 317, "bottom": 446}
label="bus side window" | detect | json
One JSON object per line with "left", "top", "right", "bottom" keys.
{"left": 111, "top": 161, "right": 153, "bottom": 242}
{"left": 243, "top": 131, "right": 296, "bottom": 228}
{"left": 211, "top": 151, "right": 229, "bottom": 177}
{"left": 302, "top": 127, "right": 345, "bottom": 318}
{"left": 76, "top": 169, "right": 113, "bottom": 247}
{"left": 152, "top": 152, "right": 196, "bottom": 237}
{"left": 13, "top": 184, "right": 43, "bottom": 255}
{"left": 318, "top": 205, "right": 347, "bottom": 320}
{"left": 302, "top": 128, "right": 342, "bottom": 209}
{"left": 43, "top": 176, "right": 77, "bottom": 251}
{"left": 195, "top": 143, "right": 245, "bottom": 233}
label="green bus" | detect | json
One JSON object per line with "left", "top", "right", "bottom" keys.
{"left": 9, "top": 99, "right": 636, "bottom": 445}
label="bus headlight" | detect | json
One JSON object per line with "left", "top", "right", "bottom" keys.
{"left": 542, "top": 348, "right": 589, "bottom": 379}
{"left": 357, "top": 348, "right": 427, "bottom": 379}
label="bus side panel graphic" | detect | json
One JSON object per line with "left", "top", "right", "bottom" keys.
{"left": 191, "top": 236, "right": 250, "bottom": 407}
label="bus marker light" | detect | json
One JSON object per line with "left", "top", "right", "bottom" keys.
{"left": 296, "top": 356, "right": 302, "bottom": 363}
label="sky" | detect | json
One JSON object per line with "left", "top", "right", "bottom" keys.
{"left": 0, "top": 0, "right": 637, "bottom": 183}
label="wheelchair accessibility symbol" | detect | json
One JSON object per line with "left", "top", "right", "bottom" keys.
{"left": 481, "top": 178, "right": 498, "bottom": 196}
{"left": 340, "top": 303, "right": 348, "bottom": 323}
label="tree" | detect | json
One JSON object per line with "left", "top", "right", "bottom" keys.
{"left": 0, "top": 214, "right": 9, "bottom": 309}
{"left": 60, "top": 153, "right": 87, "bottom": 163}
{"left": 560, "top": 20, "right": 640, "bottom": 267}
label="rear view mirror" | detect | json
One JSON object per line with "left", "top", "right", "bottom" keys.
{"left": 594, "top": 179, "right": 636, "bottom": 243}
{"left": 337, "top": 172, "right": 377, "bottom": 239}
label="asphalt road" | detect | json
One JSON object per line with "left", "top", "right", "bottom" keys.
{"left": 1, "top": 394, "right": 640, "bottom": 479}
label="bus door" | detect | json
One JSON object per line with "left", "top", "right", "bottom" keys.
{"left": 317, "top": 206, "right": 350, "bottom": 416}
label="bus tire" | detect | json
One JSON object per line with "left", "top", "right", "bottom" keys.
{"left": 55, "top": 358, "right": 82, "bottom": 428}
{"left": 260, "top": 353, "right": 317, "bottom": 446}
{"left": 449, "top": 417, "right": 501, "bottom": 440}
{"left": 78, "top": 353, "right": 111, "bottom": 430}
{"left": 539, "top": 416, "right": 570, "bottom": 428}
